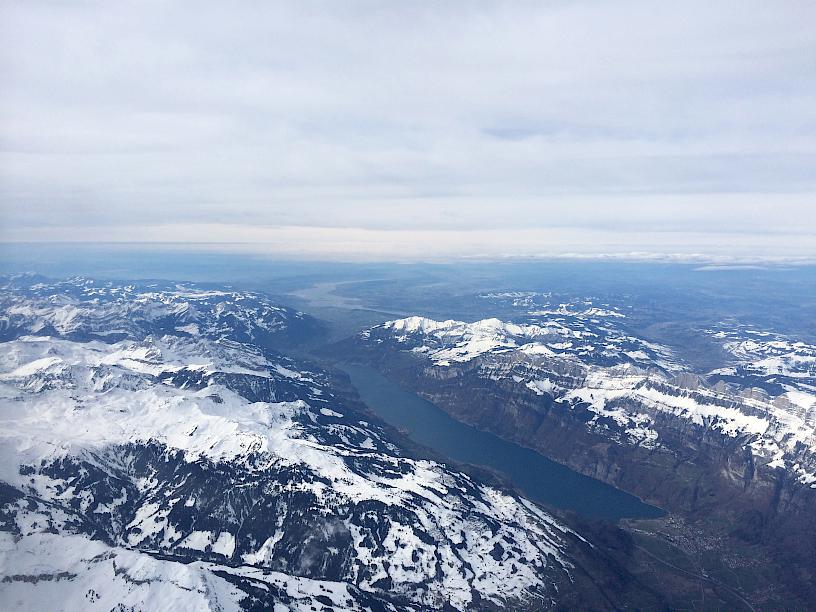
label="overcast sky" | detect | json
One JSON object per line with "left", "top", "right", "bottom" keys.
{"left": 1, "top": 0, "right": 814, "bottom": 260}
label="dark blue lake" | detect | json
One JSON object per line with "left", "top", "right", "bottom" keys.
{"left": 343, "top": 363, "right": 664, "bottom": 521}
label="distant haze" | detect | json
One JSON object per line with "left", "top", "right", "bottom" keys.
{"left": 1, "top": 1, "right": 814, "bottom": 261}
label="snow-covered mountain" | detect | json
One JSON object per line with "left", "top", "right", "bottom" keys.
{"left": 377, "top": 314, "right": 678, "bottom": 372}
{"left": 0, "top": 277, "right": 614, "bottom": 611}
{"left": 347, "top": 305, "right": 816, "bottom": 606}
{"left": 361, "top": 315, "right": 816, "bottom": 488}
{"left": 0, "top": 273, "right": 322, "bottom": 348}
{"left": 705, "top": 324, "right": 816, "bottom": 396}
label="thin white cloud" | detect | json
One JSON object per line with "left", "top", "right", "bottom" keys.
{"left": 4, "top": 223, "right": 815, "bottom": 265}
{"left": 1, "top": 0, "right": 814, "bottom": 258}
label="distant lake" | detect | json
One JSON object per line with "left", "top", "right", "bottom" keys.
{"left": 343, "top": 363, "right": 664, "bottom": 521}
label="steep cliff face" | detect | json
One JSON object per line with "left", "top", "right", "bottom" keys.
{"left": 359, "top": 349, "right": 808, "bottom": 509}
{"left": 347, "top": 313, "right": 816, "bottom": 602}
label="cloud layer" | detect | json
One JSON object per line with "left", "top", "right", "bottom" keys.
{"left": 1, "top": 1, "right": 814, "bottom": 259}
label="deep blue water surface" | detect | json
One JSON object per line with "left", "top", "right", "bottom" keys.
{"left": 343, "top": 363, "right": 664, "bottom": 521}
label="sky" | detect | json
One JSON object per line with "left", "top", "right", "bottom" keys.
{"left": 1, "top": 0, "right": 815, "bottom": 261}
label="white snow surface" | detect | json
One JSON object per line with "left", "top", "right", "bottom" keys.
{"left": 0, "top": 531, "right": 386, "bottom": 612}
{"left": 387, "top": 316, "right": 570, "bottom": 364}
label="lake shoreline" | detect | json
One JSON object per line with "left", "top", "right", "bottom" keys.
{"left": 339, "top": 362, "right": 665, "bottom": 522}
